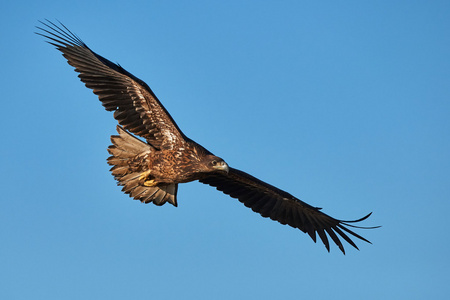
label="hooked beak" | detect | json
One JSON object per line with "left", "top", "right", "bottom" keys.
{"left": 213, "top": 161, "right": 229, "bottom": 174}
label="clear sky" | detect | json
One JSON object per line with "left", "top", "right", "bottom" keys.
{"left": 1, "top": 1, "right": 449, "bottom": 299}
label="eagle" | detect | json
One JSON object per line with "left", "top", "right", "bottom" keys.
{"left": 36, "top": 20, "right": 378, "bottom": 254}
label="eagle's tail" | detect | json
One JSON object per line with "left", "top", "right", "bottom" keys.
{"left": 107, "top": 125, "right": 178, "bottom": 206}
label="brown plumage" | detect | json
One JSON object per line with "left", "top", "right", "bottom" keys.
{"left": 36, "top": 20, "right": 379, "bottom": 254}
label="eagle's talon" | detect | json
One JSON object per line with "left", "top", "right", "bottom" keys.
{"left": 139, "top": 170, "right": 157, "bottom": 186}
{"left": 139, "top": 170, "right": 152, "bottom": 181}
{"left": 143, "top": 179, "right": 157, "bottom": 187}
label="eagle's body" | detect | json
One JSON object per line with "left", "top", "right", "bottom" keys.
{"left": 140, "top": 141, "right": 226, "bottom": 184}
{"left": 107, "top": 126, "right": 227, "bottom": 206}
{"left": 37, "top": 20, "right": 378, "bottom": 254}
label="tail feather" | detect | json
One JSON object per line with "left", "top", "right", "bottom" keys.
{"left": 111, "top": 166, "right": 131, "bottom": 176}
{"left": 107, "top": 125, "right": 178, "bottom": 206}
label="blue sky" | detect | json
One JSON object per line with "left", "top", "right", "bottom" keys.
{"left": 1, "top": 1, "right": 449, "bottom": 299}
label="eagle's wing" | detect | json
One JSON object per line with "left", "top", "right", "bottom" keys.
{"left": 199, "top": 167, "right": 377, "bottom": 254}
{"left": 36, "top": 20, "right": 185, "bottom": 150}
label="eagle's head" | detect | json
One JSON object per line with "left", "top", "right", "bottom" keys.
{"left": 203, "top": 155, "right": 229, "bottom": 174}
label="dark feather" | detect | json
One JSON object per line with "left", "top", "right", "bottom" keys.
{"left": 36, "top": 20, "right": 186, "bottom": 150}
{"left": 200, "top": 168, "right": 379, "bottom": 254}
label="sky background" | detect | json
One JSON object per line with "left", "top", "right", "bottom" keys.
{"left": 1, "top": 1, "right": 449, "bottom": 299}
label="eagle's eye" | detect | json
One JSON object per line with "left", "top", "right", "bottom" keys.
{"left": 211, "top": 160, "right": 218, "bottom": 166}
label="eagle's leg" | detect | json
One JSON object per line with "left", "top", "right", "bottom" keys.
{"left": 139, "top": 170, "right": 158, "bottom": 187}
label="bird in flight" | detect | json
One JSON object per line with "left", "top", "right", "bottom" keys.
{"left": 36, "top": 20, "right": 378, "bottom": 254}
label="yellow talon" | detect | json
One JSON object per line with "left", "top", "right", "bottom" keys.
{"left": 139, "top": 170, "right": 152, "bottom": 181}
{"left": 139, "top": 170, "right": 157, "bottom": 186}
{"left": 143, "top": 179, "right": 157, "bottom": 187}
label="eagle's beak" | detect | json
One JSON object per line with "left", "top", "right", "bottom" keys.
{"left": 214, "top": 161, "right": 229, "bottom": 174}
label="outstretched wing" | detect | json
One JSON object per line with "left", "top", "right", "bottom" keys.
{"left": 200, "top": 167, "right": 377, "bottom": 254}
{"left": 36, "top": 20, "right": 185, "bottom": 150}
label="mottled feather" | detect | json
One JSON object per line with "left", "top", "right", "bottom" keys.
{"left": 107, "top": 125, "right": 178, "bottom": 206}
